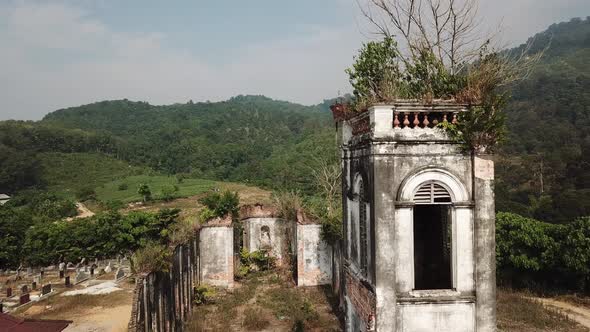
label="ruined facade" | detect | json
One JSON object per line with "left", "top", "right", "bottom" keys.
{"left": 338, "top": 103, "right": 496, "bottom": 331}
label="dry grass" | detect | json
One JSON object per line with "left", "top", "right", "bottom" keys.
{"left": 17, "top": 290, "right": 132, "bottom": 320}
{"left": 185, "top": 271, "right": 341, "bottom": 331}
{"left": 555, "top": 294, "right": 590, "bottom": 310}
{"left": 497, "top": 289, "right": 588, "bottom": 332}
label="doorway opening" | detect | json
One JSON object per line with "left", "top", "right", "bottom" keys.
{"left": 413, "top": 204, "right": 452, "bottom": 290}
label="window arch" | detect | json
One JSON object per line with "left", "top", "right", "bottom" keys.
{"left": 398, "top": 169, "right": 468, "bottom": 291}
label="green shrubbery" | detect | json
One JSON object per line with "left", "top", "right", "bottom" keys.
{"left": 131, "top": 242, "right": 172, "bottom": 273}
{"left": 198, "top": 190, "right": 239, "bottom": 223}
{"left": 237, "top": 249, "right": 276, "bottom": 278}
{"left": 193, "top": 284, "right": 216, "bottom": 305}
{"left": 496, "top": 212, "right": 590, "bottom": 294}
{"left": 23, "top": 208, "right": 180, "bottom": 266}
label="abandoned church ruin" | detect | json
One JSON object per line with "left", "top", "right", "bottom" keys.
{"left": 335, "top": 102, "right": 496, "bottom": 332}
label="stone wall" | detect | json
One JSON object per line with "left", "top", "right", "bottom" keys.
{"left": 128, "top": 237, "right": 199, "bottom": 332}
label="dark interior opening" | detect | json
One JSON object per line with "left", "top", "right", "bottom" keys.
{"left": 413, "top": 204, "right": 452, "bottom": 290}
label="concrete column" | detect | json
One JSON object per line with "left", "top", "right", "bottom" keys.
{"left": 373, "top": 154, "right": 397, "bottom": 331}
{"left": 473, "top": 155, "right": 496, "bottom": 331}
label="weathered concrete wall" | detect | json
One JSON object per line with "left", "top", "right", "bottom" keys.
{"left": 128, "top": 237, "right": 199, "bottom": 332}
{"left": 243, "top": 217, "right": 289, "bottom": 265}
{"left": 296, "top": 224, "right": 332, "bottom": 286}
{"left": 397, "top": 302, "right": 475, "bottom": 332}
{"left": 473, "top": 155, "right": 497, "bottom": 332}
{"left": 199, "top": 225, "right": 234, "bottom": 288}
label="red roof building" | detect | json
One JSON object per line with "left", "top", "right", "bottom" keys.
{"left": 0, "top": 313, "right": 71, "bottom": 332}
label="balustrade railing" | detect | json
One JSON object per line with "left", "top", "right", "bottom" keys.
{"left": 393, "top": 111, "right": 459, "bottom": 129}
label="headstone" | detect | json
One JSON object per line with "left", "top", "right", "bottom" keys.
{"left": 65, "top": 276, "right": 71, "bottom": 287}
{"left": 90, "top": 267, "right": 94, "bottom": 276}
{"left": 66, "top": 262, "right": 73, "bottom": 269}
{"left": 31, "top": 282, "right": 36, "bottom": 290}
{"left": 58, "top": 262, "right": 65, "bottom": 271}
{"left": 114, "top": 268, "right": 125, "bottom": 281}
{"left": 26, "top": 267, "right": 32, "bottom": 275}
{"left": 41, "top": 284, "right": 51, "bottom": 296}
{"left": 0, "top": 302, "right": 3, "bottom": 313}
{"left": 59, "top": 270, "right": 65, "bottom": 278}
{"left": 75, "top": 271, "right": 89, "bottom": 284}
{"left": 20, "top": 285, "right": 28, "bottom": 294}
{"left": 19, "top": 293, "right": 30, "bottom": 305}
{"left": 6, "top": 287, "right": 12, "bottom": 297}
{"left": 40, "top": 269, "right": 45, "bottom": 277}
{"left": 94, "top": 258, "right": 99, "bottom": 266}
{"left": 33, "top": 275, "right": 41, "bottom": 284}
{"left": 104, "top": 262, "right": 112, "bottom": 273}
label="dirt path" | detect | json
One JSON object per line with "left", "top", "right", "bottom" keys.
{"left": 75, "top": 202, "right": 95, "bottom": 218}
{"left": 63, "top": 304, "right": 132, "bottom": 332}
{"left": 536, "top": 297, "right": 590, "bottom": 329}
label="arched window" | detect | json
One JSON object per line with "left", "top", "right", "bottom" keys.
{"left": 359, "top": 180, "right": 368, "bottom": 275}
{"left": 412, "top": 181, "right": 452, "bottom": 290}
{"left": 350, "top": 174, "right": 370, "bottom": 277}
{"left": 260, "top": 225, "right": 271, "bottom": 249}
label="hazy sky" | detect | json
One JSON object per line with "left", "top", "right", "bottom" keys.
{"left": 0, "top": 0, "right": 588, "bottom": 120}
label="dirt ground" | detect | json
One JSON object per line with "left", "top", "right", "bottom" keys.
{"left": 185, "top": 269, "right": 342, "bottom": 331}
{"left": 497, "top": 289, "right": 589, "bottom": 332}
{"left": 16, "top": 279, "right": 135, "bottom": 332}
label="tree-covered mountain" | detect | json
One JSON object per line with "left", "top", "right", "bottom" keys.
{"left": 2, "top": 18, "right": 589, "bottom": 224}
{"left": 495, "top": 17, "right": 590, "bottom": 223}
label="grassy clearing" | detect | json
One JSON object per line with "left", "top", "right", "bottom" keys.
{"left": 39, "top": 152, "right": 146, "bottom": 199}
{"left": 96, "top": 175, "right": 216, "bottom": 203}
{"left": 497, "top": 289, "right": 588, "bottom": 332}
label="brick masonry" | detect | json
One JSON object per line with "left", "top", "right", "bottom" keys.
{"left": 346, "top": 271, "right": 376, "bottom": 325}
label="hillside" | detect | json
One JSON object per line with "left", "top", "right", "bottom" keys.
{"left": 1, "top": 18, "right": 588, "bottom": 223}
{"left": 41, "top": 95, "right": 333, "bottom": 186}
{"left": 496, "top": 17, "right": 590, "bottom": 222}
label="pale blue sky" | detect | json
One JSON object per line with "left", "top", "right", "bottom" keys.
{"left": 1, "top": 0, "right": 589, "bottom": 120}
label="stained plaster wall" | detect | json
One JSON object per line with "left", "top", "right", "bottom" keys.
{"left": 296, "top": 224, "right": 332, "bottom": 286}
{"left": 243, "top": 217, "right": 289, "bottom": 265}
{"left": 199, "top": 225, "right": 234, "bottom": 288}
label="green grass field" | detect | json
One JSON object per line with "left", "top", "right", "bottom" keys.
{"left": 39, "top": 152, "right": 148, "bottom": 199}
{"left": 96, "top": 175, "right": 216, "bottom": 202}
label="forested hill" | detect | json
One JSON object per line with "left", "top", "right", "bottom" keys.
{"left": 495, "top": 17, "right": 590, "bottom": 223}
{"left": 2, "top": 18, "right": 589, "bottom": 223}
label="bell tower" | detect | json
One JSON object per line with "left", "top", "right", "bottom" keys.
{"left": 337, "top": 102, "right": 496, "bottom": 332}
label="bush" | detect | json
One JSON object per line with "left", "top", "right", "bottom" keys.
{"left": 137, "top": 183, "right": 151, "bottom": 202}
{"left": 160, "top": 185, "right": 177, "bottom": 202}
{"left": 238, "top": 248, "right": 276, "bottom": 276}
{"left": 131, "top": 243, "right": 172, "bottom": 273}
{"left": 496, "top": 212, "right": 590, "bottom": 293}
{"left": 198, "top": 207, "right": 216, "bottom": 224}
{"left": 193, "top": 284, "right": 216, "bottom": 305}
{"left": 76, "top": 187, "right": 97, "bottom": 201}
{"left": 198, "top": 190, "right": 239, "bottom": 220}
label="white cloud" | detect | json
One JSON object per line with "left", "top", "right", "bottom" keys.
{"left": 0, "top": 1, "right": 587, "bottom": 120}
{"left": 0, "top": 1, "right": 361, "bottom": 119}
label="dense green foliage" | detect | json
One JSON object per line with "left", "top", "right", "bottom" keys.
{"left": 496, "top": 212, "right": 590, "bottom": 294}
{"left": 495, "top": 17, "right": 590, "bottom": 222}
{"left": 22, "top": 208, "right": 180, "bottom": 267}
{"left": 0, "top": 189, "right": 180, "bottom": 268}
{"left": 198, "top": 190, "right": 240, "bottom": 222}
